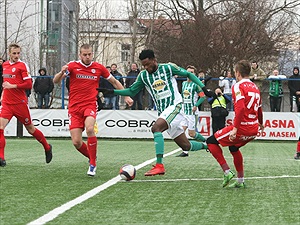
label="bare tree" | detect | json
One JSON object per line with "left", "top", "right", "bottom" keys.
{"left": 129, "top": 0, "right": 138, "bottom": 64}
{"left": 0, "top": 0, "right": 41, "bottom": 73}
{"left": 147, "top": 0, "right": 300, "bottom": 77}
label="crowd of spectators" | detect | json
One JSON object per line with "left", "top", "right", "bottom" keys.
{"left": 7, "top": 61, "right": 299, "bottom": 112}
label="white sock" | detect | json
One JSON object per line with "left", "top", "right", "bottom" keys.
{"left": 183, "top": 151, "right": 188, "bottom": 154}
{"left": 224, "top": 169, "right": 231, "bottom": 175}
{"left": 237, "top": 177, "right": 244, "bottom": 183}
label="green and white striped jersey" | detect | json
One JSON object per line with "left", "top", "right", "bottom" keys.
{"left": 134, "top": 63, "right": 190, "bottom": 114}
{"left": 182, "top": 81, "right": 202, "bottom": 115}
{"left": 115, "top": 62, "right": 206, "bottom": 115}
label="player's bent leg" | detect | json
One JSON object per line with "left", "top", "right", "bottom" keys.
{"left": 174, "top": 133, "right": 191, "bottom": 151}
{"left": 87, "top": 136, "right": 97, "bottom": 167}
{"left": 145, "top": 119, "right": 168, "bottom": 176}
{"left": 144, "top": 132, "right": 165, "bottom": 176}
{"left": 229, "top": 146, "right": 244, "bottom": 186}
{"left": 206, "top": 135, "right": 219, "bottom": 145}
{"left": 0, "top": 118, "right": 9, "bottom": 166}
{"left": 85, "top": 117, "right": 98, "bottom": 172}
{"left": 26, "top": 125, "right": 52, "bottom": 163}
{"left": 77, "top": 142, "right": 89, "bottom": 158}
{"left": 229, "top": 147, "right": 244, "bottom": 175}
{"left": 174, "top": 133, "right": 207, "bottom": 157}
{"left": 0, "top": 128, "right": 6, "bottom": 166}
{"left": 175, "top": 127, "right": 189, "bottom": 157}
{"left": 206, "top": 135, "right": 234, "bottom": 187}
{"left": 189, "top": 130, "right": 206, "bottom": 142}
{"left": 194, "top": 132, "right": 206, "bottom": 142}
{"left": 70, "top": 128, "right": 84, "bottom": 147}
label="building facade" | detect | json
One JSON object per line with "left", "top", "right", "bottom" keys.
{"left": 78, "top": 18, "right": 147, "bottom": 74}
{"left": 43, "top": 0, "right": 79, "bottom": 75}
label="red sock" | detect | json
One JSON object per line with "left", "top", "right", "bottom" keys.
{"left": 87, "top": 136, "right": 97, "bottom": 166}
{"left": 297, "top": 140, "right": 300, "bottom": 153}
{"left": 77, "top": 142, "right": 89, "bottom": 158}
{"left": 32, "top": 128, "right": 51, "bottom": 151}
{"left": 231, "top": 150, "right": 244, "bottom": 178}
{"left": 0, "top": 129, "right": 6, "bottom": 159}
{"left": 207, "top": 143, "right": 230, "bottom": 172}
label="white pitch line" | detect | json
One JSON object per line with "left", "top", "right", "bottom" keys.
{"left": 27, "top": 148, "right": 182, "bottom": 225}
{"left": 129, "top": 175, "right": 300, "bottom": 182}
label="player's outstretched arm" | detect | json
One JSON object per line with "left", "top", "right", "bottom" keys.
{"left": 171, "top": 63, "right": 214, "bottom": 97}
{"left": 53, "top": 65, "right": 68, "bottom": 84}
{"left": 96, "top": 88, "right": 114, "bottom": 95}
{"left": 97, "top": 87, "right": 135, "bottom": 97}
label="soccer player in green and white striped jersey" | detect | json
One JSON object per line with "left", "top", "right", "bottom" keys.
{"left": 176, "top": 65, "right": 206, "bottom": 157}
{"left": 98, "top": 49, "right": 213, "bottom": 176}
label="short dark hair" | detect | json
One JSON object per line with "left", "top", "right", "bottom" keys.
{"left": 8, "top": 43, "right": 21, "bottom": 52}
{"left": 186, "top": 65, "right": 197, "bottom": 74}
{"left": 80, "top": 44, "right": 91, "bottom": 53}
{"left": 139, "top": 49, "right": 155, "bottom": 60}
{"left": 235, "top": 60, "right": 251, "bottom": 77}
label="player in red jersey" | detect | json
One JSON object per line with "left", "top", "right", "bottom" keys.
{"left": 0, "top": 43, "right": 52, "bottom": 167}
{"left": 294, "top": 136, "right": 300, "bottom": 160}
{"left": 206, "top": 60, "right": 264, "bottom": 188}
{"left": 53, "top": 44, "right": 133, "bottom": 176}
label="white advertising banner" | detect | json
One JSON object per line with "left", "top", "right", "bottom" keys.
{"left": 97, "top": 110, "right": 157, "bottom": 138}
{"left": 23, "top": 109, "right": 70, "bottom": 137}
{"left": 256, "top": 112, "right": 299, "bottom": 140}
{"left": 5, "top": 117, "right": 17, "bottom": 136}
{"left": 18, "top": 109, "right": 299, "bottom": 140}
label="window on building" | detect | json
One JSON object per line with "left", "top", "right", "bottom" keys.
{"left": 121, "top": 44, "right": 131, "bottom": 62}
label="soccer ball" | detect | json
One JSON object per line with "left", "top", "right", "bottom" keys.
{"left": 119, "top": 164, "right": 136, "bottom": 181}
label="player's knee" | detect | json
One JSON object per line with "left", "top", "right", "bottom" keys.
{"left": 151, "top": 126, "right": 156, "bottom": 133}
{"left": 73, "top": 140, "right": 81, "bottom": 149}
{"left": 26, "top": 124, "right": 36, "bottom": 135}
{"left": 85, "top": 126, "right": 95, "bottom": 136}
{"left": 229, "top": 146, "right": 239, "bottom": 152}
{"left": 188, "top": 130, "right": 195, "bottom": 138}
{"left": 151, "top": 124, "right": 162, "bottom": 133}
{"left": 206, "top": 135, "right": 218, "bottom": 144}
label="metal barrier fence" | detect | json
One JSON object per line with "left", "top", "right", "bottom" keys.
{"left": 29, "top": 76, "right": 298, "bottom": 112}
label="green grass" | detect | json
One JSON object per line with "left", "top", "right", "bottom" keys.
{"left": 0, "top": 139, "right": 299, "bottom": 225}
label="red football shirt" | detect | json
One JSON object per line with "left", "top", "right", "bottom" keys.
{"left": 232, "top": 78, "right": 262, "bottom": 129}
{"left": 67, "top": 60, "right": 111, "bottom": 109}
{"left": 2, "top": 60, "right": 32, "bottom": 104}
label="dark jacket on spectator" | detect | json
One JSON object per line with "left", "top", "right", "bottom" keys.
{"left": 111, "top": 69, "right": 124, "bottom": 86}
{"left": 33, "top": 68, "right": 54, "bottom": 95}
{"left": 99, "top": 70, "right": 124, "bottom": 97}
{"left": 288, "top": 66, "right": 300, "bottom": 97}
{"left": 126, "top": 69, "right": 140, "bottom": 88}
